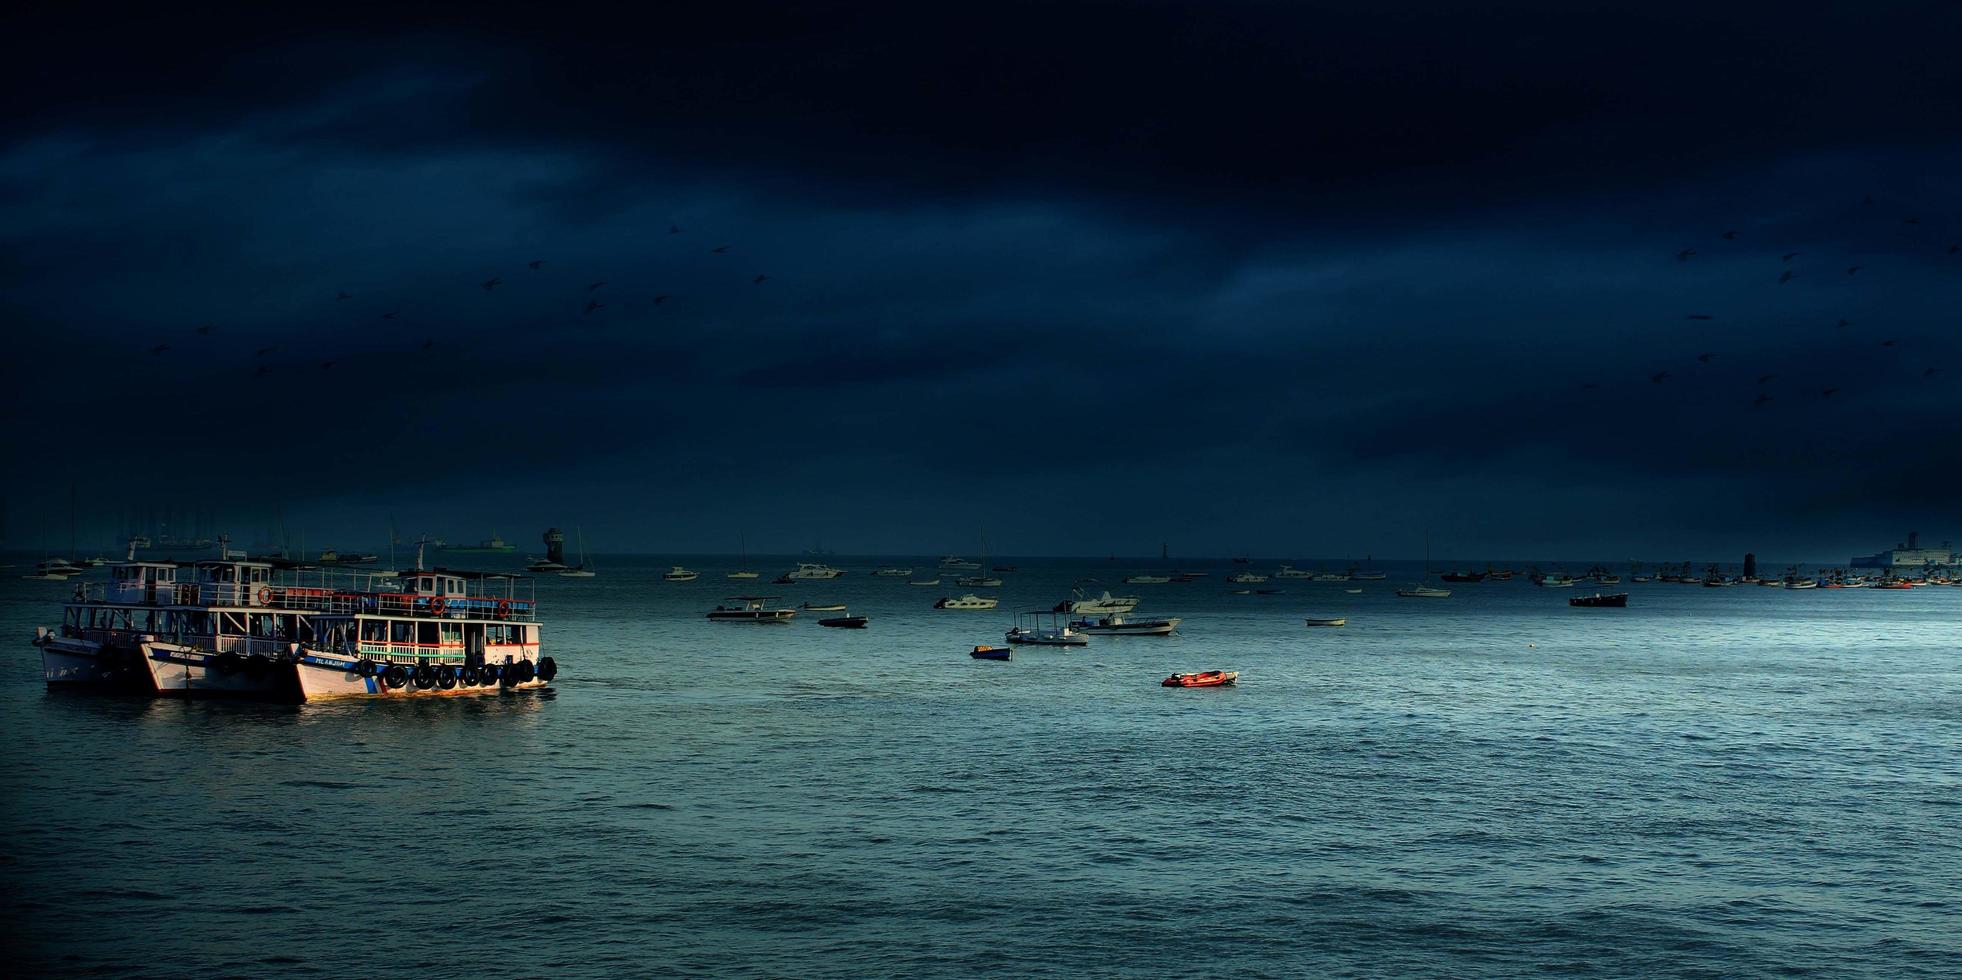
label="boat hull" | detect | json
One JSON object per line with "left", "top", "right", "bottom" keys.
{"left": 38, "top": 636, "right": 152, "bottom": 692}
{"left": 141, "top": 641, "right": 301, "bottom": 700}
{"left": 292, "top": 650, "right": 551, "bottom": 701}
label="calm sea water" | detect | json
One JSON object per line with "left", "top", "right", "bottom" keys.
{"left": 3, "top": 554, "right": 1959, "bottom": 977}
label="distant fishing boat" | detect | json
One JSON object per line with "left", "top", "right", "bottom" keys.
{"left": 1226, "top": 571, "right": 1268, "bottom": 584}
{"left": 1273, "top": 564, "right": 1315, "bottom": 579}
{"left": 707, "top": 596, "right": 796, "bottom": 622}
{"left": 1123, "top": 574, "right": 1171, "bottom": 584}
{"left": 939, "top": 555, "right": 981, "bottom": 569}
{"left": 1069, "top": 612, "right": 1180, "bottom": 636}
{"left": 1006, "top": 611, "right": 1088, "bottom": 646}
{"left": 662, "top": 566, "right": 700, "bottom": 582}
{"left": 870, "top": 567, "right": 913, "bottom": 577}
{"left": 1569, "top": 592, "right": 1629, "bottom": 608}
{"left": 956, "top": 575, "right": 1004, "bottom": 587}
{"left": 935, "top": 593, "right": 1000, "bottom": 610}
{"left": 1053, "top": 589, "right": 1139, "bottom": 614}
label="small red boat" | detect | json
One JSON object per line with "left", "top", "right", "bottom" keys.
{"left": 1162, "top": 670, "right": 1238, "bottom": 688}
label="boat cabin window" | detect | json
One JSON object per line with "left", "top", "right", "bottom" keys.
{"left": 361, "top": 620, "right": 388, "bottom": 643}
{"left": 391, "top": 621, "right": 416, "bottom": 644}
{"left": 419, "top": 622, "right": 439, "bottom": 646}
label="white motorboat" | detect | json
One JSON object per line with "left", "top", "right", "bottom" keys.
{"left": 1273, "top": 565, "right": 1315, "bottom": 579}
{"left": 1226, "top": 571, "right": 1268, "bottom": 584}
{"left": 909, "top": 578, "right": 942, "bottom": 586}
{"left": 784, "top": 562, "right": 845, "bottom": 580}
{"left": 939, "top": 556, "right": 981, "bottom": 569}
{"left": 956, "top": 575, "right": 1003, "bottom": 587}
{"left": 1123, "top": 574, "right": 1171, "bottom": 584}
{"left": 1052, "top": 589, "right": 1141, "bottom": 614}
{"left": 663, "top": 566, "right": 700, "bottom": 582}
{"left": 1304, "top": 617, "right": 1348, "bottom": 627}
{"left": 934, "top": 593, "right": 999, "bottom": 610}
{"left": 1069, "top": 612, "right": 1180, "bottom": 636}
{"left": 707, "top": 596, "right": 797, "bottom": 621}
{"left": 1397, "top": 586, "right": 1451, "bottom": 598}
{"left": 871, "top": 567, "right": 914, "bottom": 577}
{"left": 1006, "top": 611, "right": 1088, "bottom": 646}
{"left": 1311, "top": 572, "right": 1351, "bottom": 582}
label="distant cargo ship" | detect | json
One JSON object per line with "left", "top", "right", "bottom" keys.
{"left": 440, "top": 535, "right": 516, "bottom": 554}
{"left": 1851, "top": 530, "right": 1953, "bottom": 569}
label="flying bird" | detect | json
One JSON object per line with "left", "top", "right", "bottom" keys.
{"left": 382, "top": 311, "right": 398, "bottom": 320}
{"left": 1948, "top": 244, "right": 1960, "bottom": 256}
{"left": 584, "top": 300, "right": 604, "bottom": 315}
{"left": 1924, "top": 367, "right": 1941, "bottom": 378}
{"left": 1846, "top": 266, "right": 1862, "bottom": 276}
{"left": 1651, "top": 371, "right": 1671, "bottom": 384}
{"left": 1753, "top": 393, "right": 1772, "bottom": 408}
{"left": 1675, "top": 248, "right": 1696, "bottom": 261}
{"left": 421, "top": 339, "right": 435, "bottom": 351}
{"left": 1780, "top": 252, "right": 1801, "bottom": 262}
{"left": 712, "top": 245, "right": 731, "bottom": 253}
{"left": 1685, "top": 314, "right": 1715, "bottom": 321}
{"left": 669, "top": 224, "right": 682, "bottom": 234}
{"left": 482, "top": 277, "right": 503, "bottom": 290}
{"left": 254, "top": 365, "right": 271, "bottom": 378}
{"left": 653, "top": 294, "right": 671, "bottom": 305}
{"left": 752, "top": 274, "right": 771, "bottom": 284}
{"left": 1756, "top": 373, "right": 1778, "bottom": 384}
{"left": 255, "top": 346, "right": 277, "bottom": 357}
{"left": 336, "top": 291, "right": 352, "bottom": 300}
{"left": 1821, "top": 388, "right": 1839, "bottom": 398}
{"left": 150, "top": 343, "right": 169, "bottom": 355}
{"left": 320, "top": 361, "right": 336, "bottom": 370}
{"left": 1778, "top": 270, "right": 1796, "bottom": 284}
{"left": 1903, "top": 217, "right": 1921, "bottom": 225}
{"left": 587, "top": 281, "right": 606, "bottom": 292}
{"left": 1721, "top": 230, "right": 1738, "bottom": 240}
{"left": 1836, "top": 319, "right": 1852, "bottom": 328}
{"left": 1879, "top": 339, "right": 1897, "bottom": 347}
{"left": 1697, "top": 353, "right": 1715, "bottom": 364}
{"left": 528, "top": 260, "right": 546, "bottom": 270}
{"left": 1581, "top": 382, "right": 1599, "bottom": 391}
{"left": 195, "top": 324, "right": 214, "bottom": 335}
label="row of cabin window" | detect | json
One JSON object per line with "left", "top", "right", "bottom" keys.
{"left": 69, "top": 608, "right": 535, "bottom": 646}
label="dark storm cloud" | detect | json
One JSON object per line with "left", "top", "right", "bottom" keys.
{"left": 1, "top": 1, "right": 1958, "bottom": 557}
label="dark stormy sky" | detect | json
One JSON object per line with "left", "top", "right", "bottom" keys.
{"left": 3, "top": 1, "right": 1959, "bottom": 561}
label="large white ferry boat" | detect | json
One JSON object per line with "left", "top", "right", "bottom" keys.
{"left": 30, "top": 540, "right": 556, "bottom": 701}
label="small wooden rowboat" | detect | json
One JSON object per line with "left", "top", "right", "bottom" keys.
{"left": 1162, "top": 670, "right": 1237, "bottom": 688}
{"left": 970, "top": 645, "right": 1011, "bottom": 660}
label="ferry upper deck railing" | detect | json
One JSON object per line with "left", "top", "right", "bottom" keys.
{"left": 63, "top": 573, "right": 539, "bottom": 622}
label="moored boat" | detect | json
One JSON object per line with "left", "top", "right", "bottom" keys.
{"left": 1068, "top": 612, "right": 1180, "bottom": 636}
{"left": 784, "top": 562, "right": 845, "bottom": 580}
{"left": 663, "top": 566, "right": 700, "bottom": 581}
{"left": 1304, "top": 617, "right": 1347, "bottom": 627}
{"left": 818, "top": 614, "right": 869, "bottom": 628}
{"left": 1569, "top": 592, "right": 1629, "bottom": 608}
{"left": 1162, "top": 670, "right": 1237, "bottom": 688}
{"left": 708, "top": 596, "right": 797, "bottom": 621}
{"left": 1005, "top": 611, "right": 1088, "bottom": 646}
{"left": 970, "top": 645, "right": 1011, "bottom": 660}
{"left": 1053, "top": 589, "right": 1140, "bottom": 614}
{"left": 935, "top": 593, "right": 1000, "bottom": 610}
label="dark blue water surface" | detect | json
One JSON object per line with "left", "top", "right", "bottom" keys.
{"left": 3, "top": 555, "right": 1959, "bottom": 977}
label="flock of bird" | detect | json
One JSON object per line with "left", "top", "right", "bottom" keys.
{"left": 143, "top": 223, "right": 770, "bottom": 378}
{"left": 139, "top": 197, "right": 1953, "bottom": 408}
{"left": 1630, "top": 197, "right": 1954, "bottom": 409}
